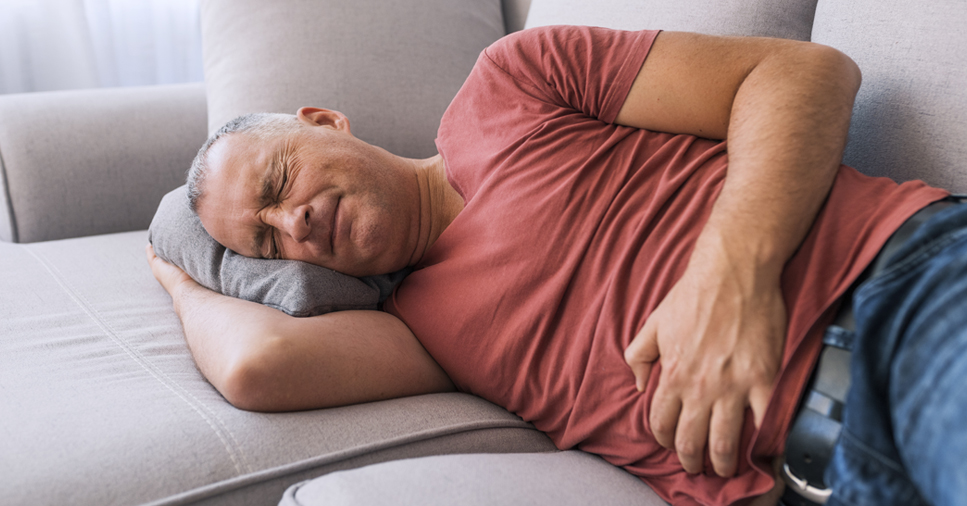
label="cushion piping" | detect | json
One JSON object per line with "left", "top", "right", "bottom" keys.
{"left": 141, "top": 420, "right": 547, "bottom": 506}
{"left": 0, "top": 142, "right": 19, "bottom": 243}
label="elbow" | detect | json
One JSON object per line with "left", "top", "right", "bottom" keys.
{"left": 826, "top": 45, "right": 861, "bottom": 94}
{"left": 219, "top": 362, "right": 268, "bottom": 412}
{"left": 809, "top": 43, "right": 863, "bottom": 98}
{"left": 216, "top": 337, "right": 286, "bottom": 412}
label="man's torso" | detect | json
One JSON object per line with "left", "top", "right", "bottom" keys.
{"left": 386, "top": 26, "right": 948, "bottom": 505}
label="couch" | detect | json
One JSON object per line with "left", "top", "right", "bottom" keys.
{"left": 1, "top": 0, "right": 964, "bottom": 505}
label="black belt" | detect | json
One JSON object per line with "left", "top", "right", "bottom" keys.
{"left": 780, "top": 195, "right": 966, "bottom": 506}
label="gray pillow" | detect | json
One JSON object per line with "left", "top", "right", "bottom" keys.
{"left": 148, "top": 185, "right": 408, "bottom": 317}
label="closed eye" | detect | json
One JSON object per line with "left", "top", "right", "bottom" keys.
{"left": 263, "top": 154, "right": 290, "bottom": 259}
{"left": 268, "top": 229, "right": 281, "bottom": 259}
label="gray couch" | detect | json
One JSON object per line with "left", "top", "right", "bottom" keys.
{"left": 1, "top": 0, "right": 964, "bottom": 505}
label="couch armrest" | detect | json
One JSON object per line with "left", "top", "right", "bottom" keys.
{"left": 0, "top": 83, "right": 207, "bottom": 243}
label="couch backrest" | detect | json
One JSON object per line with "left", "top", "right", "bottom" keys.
{"left": 522, "top": 0, "right": 818, "bottom": 41}
{"left": 201, "top": 0, "right": 505, "bottom": 160}
{"left": 812, "top": 0, "right": 967, "bottom": 193}
{"left": 502, "top": 0, "right": 531, "bottom": 34}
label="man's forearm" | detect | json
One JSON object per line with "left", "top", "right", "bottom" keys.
{"left": 148, "top": 246, "right": 453, "bottom": 412}
{"left": 699, "top": 43, "right": 862, "bottom": 278}
{"left": 166, "top": 278, "right": 454, "bottom": 411}
{"left": 166, "top": 275, "right": 292, "bottom": 401}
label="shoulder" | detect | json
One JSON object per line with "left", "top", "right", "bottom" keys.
{"left": 481, "top": 26, "right": 659, "bottom": 99}
{"left": 486, "top": 26, "right": 657, "bottom": 67}
{"left": 484, "top": 26, "right": 604, "bottom": 72}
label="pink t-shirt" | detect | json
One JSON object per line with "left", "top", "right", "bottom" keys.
{"left": 386, "top": 26, "right": 948, "bottom": 505}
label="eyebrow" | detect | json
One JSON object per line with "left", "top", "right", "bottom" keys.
{"left": 250, "top": 154, "right": 283, "bottom": 258}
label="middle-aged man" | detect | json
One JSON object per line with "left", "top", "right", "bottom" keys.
{"left": 146, "top": 27, "right": 965, "bottom": 506}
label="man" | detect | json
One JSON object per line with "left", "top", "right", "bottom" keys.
{"left": 147, "top": 27, "right": 961, "bottom": 505}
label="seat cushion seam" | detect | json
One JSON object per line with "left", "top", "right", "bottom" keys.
{"left": 22, "top": 244, "right": 254, "bottom": 474}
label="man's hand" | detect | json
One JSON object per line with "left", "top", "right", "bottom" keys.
{"left": 146, "top": 244, "right": 195, "bottom": 297}
{"left": 624, "top": 244, "right": 786, "bottom": 478}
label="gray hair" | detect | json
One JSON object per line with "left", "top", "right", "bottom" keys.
{"left": 186, "top": 113, "right": 302, "bottom": 212}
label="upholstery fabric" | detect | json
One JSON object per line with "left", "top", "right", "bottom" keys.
{"left": 200, "top": 0, "right": 505, "bottom": 159}
{"left": 502, "top": 0, "right": 531, "bottom": 33}
{"left": 149, "top": 186, "right": 406, "bottom": 316}
{"left": 0, "top": 231, "right": 554, "bottom": 506}
{"left": 812, "top": 0, "right": 967, "bottom": 194}
{"left": 0, "top": 83, "right": 207, "bottom": 243}
{"left": 524, "top": 0, "right": 819, "bottom": 41}
{"left": 279, "top": 451, "right": 669, "bottom": 506}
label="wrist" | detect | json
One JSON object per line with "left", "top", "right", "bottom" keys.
{"left": 168, "top": 276, "right": 201, "bottom": 315}
{"left": 690, "top": 225, "right": 786, "bottom": 283}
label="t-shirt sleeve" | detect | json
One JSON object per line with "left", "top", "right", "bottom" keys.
{"left": 482, "top": 26, "right": 659, "bottom": 124}
{"left": 436, "top": 26, "right": 661, "bottom": 201}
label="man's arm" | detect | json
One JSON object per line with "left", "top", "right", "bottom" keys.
{"left": 619, "top": 32, "right": 861, "bottom": 477}
{"left": 147, "top": 245, "right": 454, "bottom": 412}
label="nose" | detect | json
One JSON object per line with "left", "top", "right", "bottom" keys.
{"left": 265, "top": 204, "right": 312, "bottom": 243}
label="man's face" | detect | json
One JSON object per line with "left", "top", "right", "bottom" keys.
{"left": 196, "top": 123, "right": 420, "bottom": 277}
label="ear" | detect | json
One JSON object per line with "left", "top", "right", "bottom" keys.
{"left": 296, "top": 107, "right": 351, "bottom": 133}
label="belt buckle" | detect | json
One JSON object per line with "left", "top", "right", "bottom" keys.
{"left": 782, "top": 462, "right": 831, "bottom": 504}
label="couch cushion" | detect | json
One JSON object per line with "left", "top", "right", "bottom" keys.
{"left": 280, "top": 451, "right": 669, "bottom": 506}
{"left": 0, "top": 231, "right": 554, "bottom": 506}
{"left": 812, "top": 0, "right": 967, "bottom": 193}
{"left": 524, "top": 0, "right": 819, "bottom": 41}
{"left": 200, "top": 0, "right": 505, "bottom": 158}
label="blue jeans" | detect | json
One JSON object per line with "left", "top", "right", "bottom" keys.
{"left": 825, "top": 200, "right": 967, "bottom": 506}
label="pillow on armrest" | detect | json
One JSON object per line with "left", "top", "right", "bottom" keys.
{"left": 147, "top": 185, "right": 408, "bottom": 316}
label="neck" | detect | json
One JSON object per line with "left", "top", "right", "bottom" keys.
{"left": 408, "top": 154, "right": 463, "bottom": 267}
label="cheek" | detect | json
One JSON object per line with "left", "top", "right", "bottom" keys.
{"left": 350, "top": 196, "right": 411, "bottom": 260}
{"left": 351, "top": 204, "right": 396, "bottom": 253}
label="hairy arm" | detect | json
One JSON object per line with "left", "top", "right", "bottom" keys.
{"left": 619, "top": 32, "right": 861, "bottom": 477}
{"left": 147, "top": 245, "right": 454, "bottom": 412}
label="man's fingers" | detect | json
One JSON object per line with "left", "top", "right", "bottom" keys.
{"left": 674, "top": 403, "right": 711, "bottom": 474}
{"left": 648, "top": 384, "right": 681, "bottom": 449}
{"left": 145, "top": 243, "right": 196, "bottom": 296}
{"left": 748, "top": 383, "right": 773, "bottom": 429}
{"left": 708, "top": 397, "right": 745, "bottom": 477}
{"left": 625, "top": 320, "right": 661, "bottom": 392}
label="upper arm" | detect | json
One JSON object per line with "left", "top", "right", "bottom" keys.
{"left": 614, "top": 31, "right": 856, "bottom": 140}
